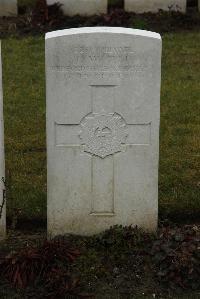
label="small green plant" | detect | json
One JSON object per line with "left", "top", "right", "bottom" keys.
{"left": 18, "top": 0, "right": 37, "bottom": 8}
{"left": 132, "top": 18, "right": 148, "bottom": 30}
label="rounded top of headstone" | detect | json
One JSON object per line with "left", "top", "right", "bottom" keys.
{"left": 45, "top": 27, "right": 161, "bottom": 41}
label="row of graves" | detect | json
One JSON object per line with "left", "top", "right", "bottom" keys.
{"left": 0, "top": 26, "right": 162, "bottom": 239}
{"left": 1, "top": 0, "right": 200, "bottom": 16}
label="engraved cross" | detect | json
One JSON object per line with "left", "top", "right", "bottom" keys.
{"left": 55, "top": 85, "right": 151, "bottom": 216}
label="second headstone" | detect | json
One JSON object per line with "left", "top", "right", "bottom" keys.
{"left": 0, "top": 42, "right": 5, "bottom": 240}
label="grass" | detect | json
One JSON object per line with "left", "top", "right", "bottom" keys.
{"left": 1, "top": 31, "right": 200, "bottom": 224}
{"left": 160, "top": 32, "right": 200, "bottom": 220}
{"left": 2, "top": 37, "right": 46, "bottom": 222}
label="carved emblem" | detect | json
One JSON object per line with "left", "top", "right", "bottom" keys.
{"left": 79, "top": 112, "right": 128, "bottom": 158}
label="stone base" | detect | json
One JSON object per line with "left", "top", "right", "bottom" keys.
{"left": 125, "top": 0, "right": 186, "bottom": 13}
{"left": 47, "top": 0, "right": 107, "bottom": 16}
{"left": 0, "top": 0, "right": 17, "bottom": 16}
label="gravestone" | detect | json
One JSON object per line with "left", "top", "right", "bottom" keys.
{"left": 125, "top": 0, "right": 186, "bottom": 13}
{"left": 0, "top": 0, "right": 17, "bottom": 16}
{"left": 46, "top": 27, "right": 162, "bottom": 236}
{"left": 46, "top": 0, "right": 107, "bottom": 16}
{"left": 0, "top": 42, "right": 5, "bottom": 240}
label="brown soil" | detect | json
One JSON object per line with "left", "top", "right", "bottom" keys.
{"left": 0, "top": 225, "right": 199, "bottom": 298}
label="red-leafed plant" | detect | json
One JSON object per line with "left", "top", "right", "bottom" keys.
{"left": 0, "top": 239, "right": 80, "bottom": 289}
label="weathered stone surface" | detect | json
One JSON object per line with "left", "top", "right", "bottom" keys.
{"left": 46, "top": 27, "right": 162, "bottom": 236}
{"left": 0, "top": 0, "right": 17, "bottom": 16}
{"left": 0, "top": 42, "right": 5, "bottom": 240}
{"left": 125, "top": 0, "right": 186, "bottom": 13}
{"left": 46, "top": 0, "right": 107, "bottom": 16}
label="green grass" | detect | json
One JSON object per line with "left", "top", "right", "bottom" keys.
{"left": 2, "top": 32, "right": 200, "bottom": 223}
{"left": 160, "top": 32, "right": 200, "bottom": 220}
{"left": 2, "top": 37, "right": 46, "bottom": 221}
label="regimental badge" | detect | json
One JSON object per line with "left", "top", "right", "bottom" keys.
{"left": 79, "top": 112, "right": 128, "bottom": 158}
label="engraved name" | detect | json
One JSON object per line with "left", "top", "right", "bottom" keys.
{"left": 49, "top": 46, "right": 150, "bottom": 79}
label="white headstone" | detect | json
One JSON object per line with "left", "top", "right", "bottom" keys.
{"left": 46, "top": 0, "right": 107, "bottom": 16}
{"left": 0, "top": 42, "right": 5, "bottom": 240}
{"left": 125, "top": 0, "right": 186, "bottom": 13}
{"left": 46, "top": 27, "right": 161, "bottom": 236}
{"left": 0, "top": 0, "right": 17, "bottom": 16}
